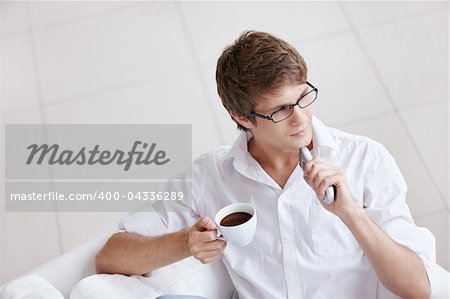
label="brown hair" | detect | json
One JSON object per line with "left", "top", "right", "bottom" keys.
{"left": 216, "top": 31, "right": 308, "bottom": 131}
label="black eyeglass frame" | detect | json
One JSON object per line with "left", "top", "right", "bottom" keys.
{"left": 250, "top": 81, "right": 318, "bottom": 123}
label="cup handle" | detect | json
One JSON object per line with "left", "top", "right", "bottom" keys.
{"left": 215, "top": 229, "right": 227, "bottom": 241}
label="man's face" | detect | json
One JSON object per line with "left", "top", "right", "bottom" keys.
{"left": 250, "top": 83, "right": 314, "bottom": 152}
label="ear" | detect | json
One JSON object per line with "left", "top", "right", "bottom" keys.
{"left": 229, "top": 112, "right": 255, "bottom": 130}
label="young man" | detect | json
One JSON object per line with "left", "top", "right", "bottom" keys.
{"left": 96, "top": 31, "right": 434, "bottom": 298}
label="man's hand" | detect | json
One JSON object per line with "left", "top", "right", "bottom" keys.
{"left": 302, "top": 156, "right": 360, "bottom": 218}
{"left": 187, "top": 217, "right": 227, "bottom": 264}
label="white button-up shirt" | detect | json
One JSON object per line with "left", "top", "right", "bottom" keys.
{"left": 120, "top": 117, "right": 435, "bottom": 299}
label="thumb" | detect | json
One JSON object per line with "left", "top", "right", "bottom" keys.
{"left": 194, "top": 217, "right": 216, "bottom": 231}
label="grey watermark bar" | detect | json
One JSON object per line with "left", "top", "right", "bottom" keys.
{"left": 5, "top": 124, "right": 192, "bottom": 212}
{"left": 6, "top": 181, "right": 193, "bottom": 212}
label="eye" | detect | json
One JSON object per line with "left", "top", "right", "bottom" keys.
{"left": 279, "top": 105, "right": 292, "bottom": 111}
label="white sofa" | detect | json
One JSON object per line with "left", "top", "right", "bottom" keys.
{"left": 0, "top": 233, "right": 235, "bottom": 299}
{"left": 1, "top": 233, "right": 449, "bottom": 298}
{"left": 22, "top": 234, "right": 110, "bottom": 298}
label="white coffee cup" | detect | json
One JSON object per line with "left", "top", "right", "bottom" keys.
{"left": 214, "top": 203, "right": 257, "bottom": 246}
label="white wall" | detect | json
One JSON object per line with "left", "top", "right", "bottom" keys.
{"left": 0, "top": 1, "right": 448, "bottom": 285}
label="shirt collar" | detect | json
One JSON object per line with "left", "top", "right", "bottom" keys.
{"left": 225, "top": 116, "right": 341, "bottom": 176}
{"left": 310, "top": 116, "right": 340, "bottom": 163}
{"left": 225, "top": 129, "right": 257, "bottom": 176}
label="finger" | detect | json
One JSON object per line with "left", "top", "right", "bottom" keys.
{"left": 304, "top": 158, "right": 335, "bottom": 180}
{"left": 305, "top": 163, "right": 333, "bottom": 187}
{"left": 198, "top": 240, "right": 227, "bottom": 252}
{"left": 197, "top": 254, "right": 223, "bottom": 264}
{"left": 190, "top": 239, "right": 226, "bottom": 256}
{"left": 311, "top": 169, "right": 338, "bottom": 190}
{"left": 302, "top": 156, "right": 321, "bottom": 174}
{"left": 197, "top": 230, "right": 218, "bottom": 242}
{"left": 317, "top": 173, "right": 344, "bottom": 199}
{"left": 307, "top": 162, "right": 325, "bottom": 181}
{"left": 195, "top": 245, "right": 226, "bottom": 261}
{"left": 189, "top": 230, "right": 218, "bottom": 246}
{"left": 194, "top": 216, "right": 216, "bottom": 231}
{"left": 309, "top": 159, "right": 340, "bottom": 177}
{"left": 303, "top": 156, "right": 340, "bottom": 174}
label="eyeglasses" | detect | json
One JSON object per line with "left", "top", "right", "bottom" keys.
{"left": 251, "top": 82, "right": 318, "bottom": 123}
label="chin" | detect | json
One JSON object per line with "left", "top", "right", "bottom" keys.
{"left": 287, "top": 140, "right": 307, "bottom": 151}
{"left": 291, "top": 134, "right": 312, "bottom": 149}
{"left": 303, "top": 131, "right": 313, "bottom": 147}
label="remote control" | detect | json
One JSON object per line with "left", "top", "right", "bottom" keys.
{"left": 299, "top": 147, "right": 335, "bottom": 205}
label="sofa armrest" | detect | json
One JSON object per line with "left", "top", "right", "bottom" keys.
{"left": 25, "top": 233, "right": 111, "bottom": 298}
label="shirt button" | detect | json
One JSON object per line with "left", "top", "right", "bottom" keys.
{"left": 288, "top": 271, "right": 295, "bottom": 277}
{"left": 282, "top": 235, "right": 290, "bottom": 241}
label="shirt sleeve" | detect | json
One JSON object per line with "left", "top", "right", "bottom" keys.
{"left": 362, "top": 141, "right": 436, "bottom": 268}
{"left": 118, "top": 163, "right": 200, "bottom": 237}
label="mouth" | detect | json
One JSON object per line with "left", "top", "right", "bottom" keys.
{"left": 290, "top": 128, "right": 307, "bottom": 137}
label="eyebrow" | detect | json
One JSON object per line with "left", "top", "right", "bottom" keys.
{"left": 265, "top": 87, "right": 309, "bottom": 112}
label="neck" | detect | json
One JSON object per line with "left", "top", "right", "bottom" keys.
{"left": 248, "top": 137, "right": 313, "bottom": 171}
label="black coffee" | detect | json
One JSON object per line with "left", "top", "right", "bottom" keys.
{"left": 220, "top": 212, "right": 252, "bottom": 227}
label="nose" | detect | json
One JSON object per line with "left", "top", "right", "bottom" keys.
{"left": 289, "top": 104, "right": 308, "bottom": 125}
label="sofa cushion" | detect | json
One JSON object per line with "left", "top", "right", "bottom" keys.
{"left": 0, "top": 275, "right": 64, "bottom": 299}
{"left": 70, "top": 257, "right": 235, "bottom": 299}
